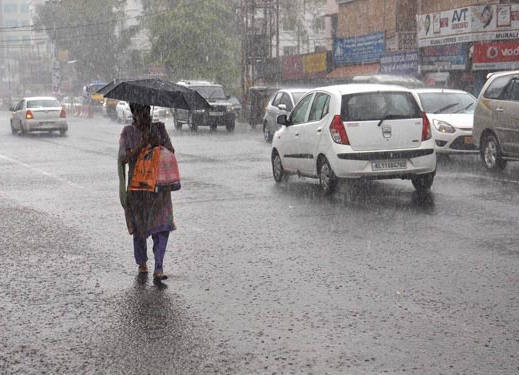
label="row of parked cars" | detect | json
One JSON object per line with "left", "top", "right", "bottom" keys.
{"left": 264, "top": 71, "right": 519, "bottom": 194}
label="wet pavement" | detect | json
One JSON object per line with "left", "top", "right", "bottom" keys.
{"left": 1, "top": 112, "right": 518, "bottom": 374}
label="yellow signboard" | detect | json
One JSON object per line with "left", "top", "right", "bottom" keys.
{"left": 302, "top": 52, "right": 327, "bottom": 74}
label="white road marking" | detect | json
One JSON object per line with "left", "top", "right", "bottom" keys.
{"left": 0, "top": 152, "right": 85, "bottom": 189}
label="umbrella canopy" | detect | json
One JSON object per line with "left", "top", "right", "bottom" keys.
{"left": 96, "top": 78, "right": 135, "bottom": 96}
{"left": 102, "top": 78, "right": 211, "bottom": 110}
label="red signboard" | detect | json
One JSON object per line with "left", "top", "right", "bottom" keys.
{"left": 473, "top": 40, "right": 519, "bottom": 70}
{"left": 281, "top": 55, "right": 304, "bottom": 80}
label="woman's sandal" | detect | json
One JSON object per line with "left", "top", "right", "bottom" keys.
{"left": 138, "top": 264, "right": 148, "bottom": 273}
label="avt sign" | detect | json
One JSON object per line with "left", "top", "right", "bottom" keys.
{"left": 473, "top": 41, "right": 519, "bottom": 70}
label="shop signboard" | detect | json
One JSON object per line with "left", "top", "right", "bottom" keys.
{"left": 473, "top": 40, "right": 519, "bottom": 71}
{"left": 417, "top": 4, "right": 519, "bottom": 47}
{"left": 282, "top": 55, "right": 304, "bottom": 81}
{"left": 333, "top": 32, "right": 385, "bottom": 66}
{"left": 379, "top": 51, "right": 418, "bottom": 75}
{"left": 420, "top": 44, "right": 467, "bottom": 71}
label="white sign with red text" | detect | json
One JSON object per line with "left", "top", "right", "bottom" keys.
{"left": 417, "top": 4, "right": 519, "bottom": 47}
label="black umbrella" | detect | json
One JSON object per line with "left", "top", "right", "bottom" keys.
{"left": 102, "top": 78, "right": 211, "bottom": 110}
{"left": 96, "top": 78, "right": 135, "bottom": 96}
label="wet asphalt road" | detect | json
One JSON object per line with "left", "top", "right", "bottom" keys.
{"left": 1, "top": 112, "right": 519, "bottom": 375}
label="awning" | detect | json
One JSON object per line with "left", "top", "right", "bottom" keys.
{"left": 327, "top": 63, "right": 380, "bottom": 79}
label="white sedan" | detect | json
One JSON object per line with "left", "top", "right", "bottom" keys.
{"left": 271, "top": 84, "right": 437, "bottom": 194}
{"left": 411, "top": 89, "right": 477, "bottom": 154}
{"left": 10, "top": 96, "right": 68, "bottom": 136}
{"left": 116, "top": 101, "right": 132, "bottom": 123}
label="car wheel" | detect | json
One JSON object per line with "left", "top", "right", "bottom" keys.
{"left": 318, "top": 156, "right": 337, "bottom": 195}
{"left": 226, "top": 120, "right": 235, "bottom": 132}
{"left": 263, "top": 122, "right": 272, "bottom": 143}
{"left": 20, "top": 122, "right": 27, "bottom": 135}
{"left": 272, "top": 150, "right": 285, "bottom": 183}
{"left": 481, "top": 133, "right": 507, "bottom": 171}
{"left": 411, "top": 172, "right": 435, "bottom": 192}
{"left": 59, "top": 129, "right": 67, "bottom": 137}
{"left": 174, "top": 121, "right": 182, "bottom": 130}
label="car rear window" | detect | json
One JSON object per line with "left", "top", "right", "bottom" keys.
{"left": 27, "top": 99, "right": 61, "bottom": 108}
{"left": 341, "top": 92, "right": 421, "bottom": 122}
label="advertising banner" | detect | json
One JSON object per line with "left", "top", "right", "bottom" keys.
{"left": 302, "top": 52, "right": 328, "bottom": 75}
{"left": 473, "top": 40, "right": 519, "bottom": 70}
{"left": 379, "top": 51, "right": 419, "bottom": 75}
{"left": 333, "top": 32, "right": 385, "bottom": 66}
{"left": 420, "top": 44, "right": 467, "bottom": 71}
{"left": 282, "top": 55, "right": 304, "bottom": 80}
{"left": 417, "top": 4, "right": 519, "bottom": 47}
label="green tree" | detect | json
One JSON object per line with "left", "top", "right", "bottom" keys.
{"left": 34, "top": 0, "right": 137, "bottom": 84}
{"left": 144, "top": 0, "right": 240, "bottom": 89}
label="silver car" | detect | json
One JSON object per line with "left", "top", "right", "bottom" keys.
{"left": 262, "top": 88, "right": 310, "bottom": 143}
{"left": 10, "top": 96, "right": 68, "bottom": 136}
{"left": 473, "top": 71, "right": 519, "bottom": 170}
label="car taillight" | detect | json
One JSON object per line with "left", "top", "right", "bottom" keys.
{"left": 60, "top": 107, "right": 66, "bottom": 118}
{"left": 25, "top": 110, "right": 33, "bottom": 119}
{"left": 422, "top": 112, "right": 431, "bottom": 141}
{"left": 329, "top": 115, "right": 349, "bottom": 145}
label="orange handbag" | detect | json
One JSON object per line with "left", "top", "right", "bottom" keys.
{"left": 129, "top": 145, "right": 160, "bottom": 192}
{"left": 129, "top": 146, "right": 181, "bottom": 192}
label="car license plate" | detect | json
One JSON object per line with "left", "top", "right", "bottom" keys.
{"left": 371, "top": 159, "right": 406, "bottom": 171}
{"left": 463, "top": 136, "right": 473, "bottom": 144}
{"left": 209, "top": 112, "right": 223, "bottom": 116}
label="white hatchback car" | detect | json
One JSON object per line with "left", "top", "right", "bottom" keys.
{"left": 116, "top": 101, "right": 132, "bottom": 123}
{"left": 271, "top": 84, "right": 437, "bottom": 193}
{"left": 10, "top": 96, "right": 68, "bottom": 136}
{"left": 411, "top": 89, "right": 477, "bottom": 154}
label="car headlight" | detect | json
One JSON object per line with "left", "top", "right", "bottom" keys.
{"left": 432, "top": 119, "right": 456, "bottom": 133}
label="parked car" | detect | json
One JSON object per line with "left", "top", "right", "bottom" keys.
{"left": 151, "top": 106, "right": 169, "bottom": 122}
{"left": 473, "top": 70, "right": 519, "bottom": 171}
{"left": 116, "top": 101, "right": 132, "bottom": 123}
{"left": 263, "top": 88, "right": 310, "bottom": 143}
{"left": 174, "top": 80, "right": 235, "bottom": 132}
{"left": 228, "top": 96, "right": 242, "bottom": 119}
{"left": 271, "top": 84, "right": 437, "bottom": 194}
{"left": 10, "top": 96, "right": 68, "bottom": 136}
{"left": 411, "top": 89, "right": 477, "bottom": 155}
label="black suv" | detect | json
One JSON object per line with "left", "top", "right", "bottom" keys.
{"left": 173, "top": 80, "right": 236, "bottom": 132}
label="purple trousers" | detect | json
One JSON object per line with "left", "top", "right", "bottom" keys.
{"left": 133, "top": 231, "right": 169, "bottom": 273}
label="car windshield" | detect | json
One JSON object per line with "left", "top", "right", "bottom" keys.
{"left": 418, "top": 92, "right": 476, "bottom": 114}
{"left": 27, "top": 100, "right": 61, "bottom": 108}
{"left": 341, "top": 92, "right": 421, "bottom": 121}
{"left": 192, "top": 86, "right": 226, "bottom": 100}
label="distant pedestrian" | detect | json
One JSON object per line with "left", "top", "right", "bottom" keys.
{"left": 118, "top": 103, "right": 176, "bottom": 282}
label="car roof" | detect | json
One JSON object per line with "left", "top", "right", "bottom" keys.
{"left": 313, "top": 84, "right": 412, "bottom": 95}
{"left": 411, "top": 88, "right": 471, "bottom": 95}
{"left": 177, "top": 80, "right": 222, "bottom": 87}
{"left": 24, "top": 96, "right": 59, "bottom": 101}
{"left": 487, "top": 70, "right": 519, "bottom": 80}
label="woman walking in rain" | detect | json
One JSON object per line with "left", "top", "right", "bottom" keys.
{"left": 118, "top": 103, "right": 176, "bottom": 282}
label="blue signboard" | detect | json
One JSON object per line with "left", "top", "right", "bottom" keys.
{"left": 420, "top": 44, "right": 467, "bottom": 71}
{"left": 333, "top": 32, "right": 385, "bottom": 66}
{"left": 380, "top": 51, "right": 419, "bottom": 75}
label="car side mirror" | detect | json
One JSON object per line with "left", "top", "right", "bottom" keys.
{"left": 278, "top": 103, "right": 287, "bottom": 111}
{"left": 277, "top": 114, "right": 290, "bottom": 126}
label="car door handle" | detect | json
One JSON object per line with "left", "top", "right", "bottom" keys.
{"left": 316, "top": 128, "right": 322, "bottom": 133}
{"left": 295, "top": 133, "right": 300, "bottom": 136}
{"left": 496, "top": 107, "right": 504, "bottom": 112}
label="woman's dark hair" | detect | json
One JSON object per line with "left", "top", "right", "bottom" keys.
{"left": 129, "top": 102, "right": 150, "bottom": 115}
